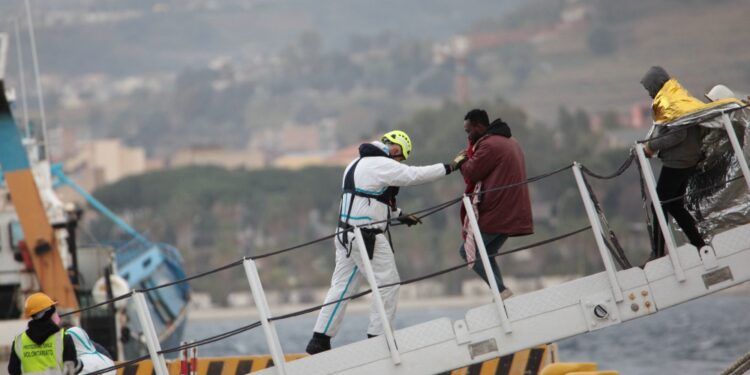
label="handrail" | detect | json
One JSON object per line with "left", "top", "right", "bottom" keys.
{"left": 64, "top": 144, "right": 732, "bottom": 320}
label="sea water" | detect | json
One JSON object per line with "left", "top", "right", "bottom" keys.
{"left": 184, "top": 294, "right": 750, "bottom": 375}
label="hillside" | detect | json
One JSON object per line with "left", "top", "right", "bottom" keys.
{"left": 481, "top": 0, "right": 750, "bottom": 122}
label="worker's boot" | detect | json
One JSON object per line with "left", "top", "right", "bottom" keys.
{"left": 306, "top": 332, "right": 332, "bottom": 355}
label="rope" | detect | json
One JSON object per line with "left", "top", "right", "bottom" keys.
{"left": 720, "top": 349, "right": 750, "bottom": 375}
{"left": 253, "top": 198, "right": 465, "bottom": 258}
{"left": 57, "top": 155, "right": 633, "bottom": 327}
{"left": 61, "top": 150, "right": 735, "bottom": 319}
{"left": 393, "top": 225, "right": 593, "bottom": 288}
{"left": 57, "top": 160, "right": 578, "bottom": 318}
{"left": 734, "top": 361, "right": 750, "bottom": 375}
{"left": 61, "top": 259, "right": 245, "bottom": 316}
{"left": 65, "top": 159, "right": 570, "bottom": 315}
{"left": 636, "top": 103, "right": 749, "bottom": 144}
{"left": 580, "top": 153, "right": 636, "bottom": 180}
{"left": 159, "top": 321, "right": 263, "bottom": 354}
{"left": 140, "top": 259, "right": 244, "bottom": 292}
{"left": 251, "top": 232, "right": 340, "bottom": 260}
{"left": 469, "top": 163, "right": 573, "bottom": 196}
{"left": 391, "top": 197, "right": 463, "bottom": 227}
{"left": 269, "top": 289, "right": 374, "bottom": 322}
{"left": 270, "top": 225, "right": 591, "bottom": 322}
{"left": 59, "top": 292, "right": 133, "bottom": 318}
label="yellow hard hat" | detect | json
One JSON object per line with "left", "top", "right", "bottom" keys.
{"left": 24, "top": 292, "right": 57, "bottom": 318}
{"left": 381, "top": 130, "right": 412, "bottom": 160}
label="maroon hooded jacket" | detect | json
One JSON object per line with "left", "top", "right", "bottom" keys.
{"left": 459, "top": 132, "right": 533, "bottom": 236}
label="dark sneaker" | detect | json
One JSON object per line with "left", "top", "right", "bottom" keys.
{"left": 306, "top": 332, "right": 331, "bottom": 355}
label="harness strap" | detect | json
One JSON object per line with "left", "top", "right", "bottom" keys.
{"left": 338, "top": 157, "right": 399, "bottom": 256}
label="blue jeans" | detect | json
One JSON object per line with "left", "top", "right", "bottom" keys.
{"left": 459, "top": 232, "right": 509, "bottom": 291}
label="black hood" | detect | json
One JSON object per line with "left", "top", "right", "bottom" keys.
{"left": 641, "top": 66, "right": 671, "bottom": 99}
{"left": 487, "top": 118, "right": 512, "bottom": 138}
{"left": 359, "top": 143, "right": 389, "bottom": 158}
{"left": 26, "top": 309, "right": 61, "bottom": 345}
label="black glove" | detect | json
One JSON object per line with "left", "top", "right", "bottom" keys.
{"left": 397, "top": 214, "right": 422, "bottom": 227}
{"left": 448, "top": 150, "right": 468, "bottom": 173}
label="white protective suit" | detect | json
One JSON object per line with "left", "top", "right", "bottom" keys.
{"left": 65, "top": 327, "right": 115, "bottom": 375}
{"left": 313, "top": 141, "right": 448, "bottom": 337}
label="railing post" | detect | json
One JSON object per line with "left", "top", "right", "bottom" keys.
{"left": 132, "top": 291, "right": 169, "bottom": 375}
{"left": 353, "top": 226, "right": 401, "bottom": 365}
{"left": 721, "top": 113, "right": 750, "bottom": 191}
{"left": 462, "top": 195, "right": 513, "bottom": 334}
{"left": 635, "top": 143, "right": 686, "bottom": 281}
{"left": 243, "top": 258, "right": 287, "bottom": 375}
{"left": 572, "top": 163, "right": 624, "bottom": 302}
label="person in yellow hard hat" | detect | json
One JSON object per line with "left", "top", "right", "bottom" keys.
{"left": 8, "top": 293, "right": 80, "bottom": 375}
{"left": 306, "top": 130, "right": 466, "bottom": 354}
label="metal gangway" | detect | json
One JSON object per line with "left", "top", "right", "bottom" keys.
{"left": 4, "top": 64, "right": 750, "bottom": 373}
{"left": 252, "top": 115, "right": 750, "bottom": 374}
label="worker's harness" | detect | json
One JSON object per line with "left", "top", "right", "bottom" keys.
{"left": 337, "top": 153, "right": 398, "bottom": 259}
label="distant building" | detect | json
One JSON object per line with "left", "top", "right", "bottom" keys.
{"left": 323, "top": 143, "right": 360, "bottom": 166}
{"left": 271, "top": 141, "right": 361, "bottom": 170}
{"left": 55, "top": 138, "right": 147, "bottom": 203}
{"left": 65, "top": 138, "right": 146, "bottom": 187}
{"left": 246, "top": 118, "right": 355, "bottom": 169}
{"left": 249, "top": 119, "right": 338, "bottom": 156}
{"left": 169, "top": 145, "right": 265, "bottom": 170}
{"left": 272, "top": 153, "right": 327, "bottom": 170}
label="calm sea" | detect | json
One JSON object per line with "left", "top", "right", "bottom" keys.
{"left": 184, "top": 294, "right": 750, "bottom": 375}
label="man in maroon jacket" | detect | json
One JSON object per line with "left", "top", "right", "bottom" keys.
{"left": 457, "top": 109, "right": 534, "bottom": 298}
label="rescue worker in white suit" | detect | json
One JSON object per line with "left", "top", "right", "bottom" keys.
{"left": 306, "top": 130, "right": 467, "bottom": 354}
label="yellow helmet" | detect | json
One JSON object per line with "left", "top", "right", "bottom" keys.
{"left": 24, "top": 292, "right": 57, "bottom": 318}
{"left": 381, "top": 130, "right": 412, "bottom": 160}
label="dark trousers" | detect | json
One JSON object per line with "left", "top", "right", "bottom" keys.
{"left": 459, "top": 233, "right": 509, "bottom": 291}
{"left": 651, "top": 165, "right": 706, "bottom": 257}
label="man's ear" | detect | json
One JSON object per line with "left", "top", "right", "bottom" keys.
{"left": 387, "top": 144, "right": 399, "bottom": 156}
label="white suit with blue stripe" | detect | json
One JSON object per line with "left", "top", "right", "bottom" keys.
{"left": 65, "top": 327, "right": 115, "bottom": 375}
{"left": 313, "top": 142, "right": 447, "bottom": 337}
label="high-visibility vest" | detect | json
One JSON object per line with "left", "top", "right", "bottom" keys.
{"left": 14, "top": 328, "right": 65, "bottom": 375}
